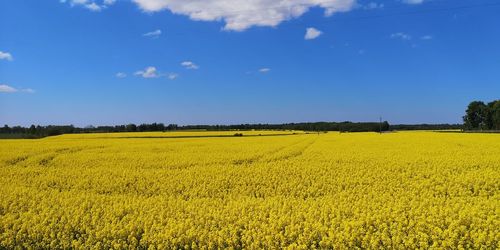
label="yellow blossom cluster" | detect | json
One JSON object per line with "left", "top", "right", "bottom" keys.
{"left": 0, "top": 131, "right": 498, "bottom": 248}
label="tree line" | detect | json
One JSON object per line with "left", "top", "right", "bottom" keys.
{"left": 182, "top": 122, "right": 390, "bottom": 132}
{"left": 389, "top": 124, "right": 463, "bottom": 131}
{"left": 0, "top": 121, "right": 391, "bottom": 138}
{"left": 463, "top": 100, "right": 500, "bottom": 130}
{"left": 0, "top": 123, "right": 179, "bottom": 138}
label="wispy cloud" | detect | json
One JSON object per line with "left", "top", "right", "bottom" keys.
{"left": 135, "top": 66, "right": 160, "bottom": 78}
{"left": 259, "top": 68, "right": 271, "bottom": 73}
{"left": 167, "top": 73, "right": 179, "bottom": 80}
{"left": 60, "top": 0, "right": 114, "bottom": 12}
{"left": 305, "top": 27, "right": 322, "bottom": 40}
{"left": 115, "top": 72, "right": 127, "bottom": 78}
{"left": 22, "top": 88, "right": 35, "bottom": 93}
{"left": 0, "top": 51, "right": 13, "bottom": 61}
{"left": 420, "top": 35, "right": 433, "bottom": 40}
{"left": 181, "top": 61, "right": 199, "bottom": 70}
{"left": 85, "top": 2, "right": 102, "bottom": 11}
{"left": 134, "top": 67, "right": 178, "bottom": 80}
{"left": 362, "top": 2, "right": 384, "bottom": 10}
{"left": 402, "top": 0, "right": 425, "bottom": 4}
{"left": 391, "top": 32, "right": 412, "bottom": 40}
{"left": 0, "top": 84, "right": 17, "bottom": 93}
{"left": 143, "top": 29, "right": 162, "bottom": 38}
{"left": 0, "top": 84, "right": 35, "bottom": 93}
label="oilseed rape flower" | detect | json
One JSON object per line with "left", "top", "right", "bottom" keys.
{"left": 0, "top": 131, "right": 499, "bottom": 248}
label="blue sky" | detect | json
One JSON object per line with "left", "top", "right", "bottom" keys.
{"left": 1, "top": 0, "right": 499, "bottom": 126}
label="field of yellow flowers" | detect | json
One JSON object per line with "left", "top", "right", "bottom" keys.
{"left": 0, "top": 131, "right": 499, "bottom": 249}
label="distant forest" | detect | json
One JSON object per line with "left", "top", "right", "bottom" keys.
{"left": 0, "top": 121, "right": 464, "bottom": 139}
{"left": 1, "top": 100, "right": 498, "bottom": 138}
{"left": 463, "top": 100, "right": 500, "bottom": 130}
{"left": 0, "top": 122, "right": 391, "bottom": 138}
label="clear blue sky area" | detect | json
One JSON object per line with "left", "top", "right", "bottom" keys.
{"left": 1, "top": 0, "right": 499, "bottom": 126}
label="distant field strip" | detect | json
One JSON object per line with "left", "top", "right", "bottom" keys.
{"left": 0, "top": 131, "right": 499, "bottom": 249}
{"left": 54, "top": 130, "right": 303, "bottom": 139}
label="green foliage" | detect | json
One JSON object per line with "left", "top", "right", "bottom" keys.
{"left": 464, "top": 100, "right": 500, "bottom": 130}
{"left": 391, "top": 124, "right": 462, "bottom": 130}
{"left": 488, "top": 101, "right": 500, "bottom": 130}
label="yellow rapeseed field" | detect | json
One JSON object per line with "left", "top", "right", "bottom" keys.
{"left": 0, "top": 131, "right": 499, "bottom": 249}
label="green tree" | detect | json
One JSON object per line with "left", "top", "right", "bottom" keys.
{"left": 381, "top": 121, "right": 390, "bottom": 131}
{"left": 463, "top": 101, "right": 487, "bottom": 130}
{"left": 490, "top": 100, "right": 500, "bottom": 130}
{"left": 29, "top": 125, "right": 37, "bottom": 134}
{"left": 126, "top": 124, "right": 137, "bottom": 132}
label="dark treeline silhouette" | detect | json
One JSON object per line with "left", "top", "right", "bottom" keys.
{"left": 183, "top": 122, "right": 390, "bottom": 132}
{"left": 0, "top": 123, "right": 178, "bottom": 138}
{"left": 463, "top": 100, "right": 500, "bottom": 130}
{"left": 0, "top": 121, "right": 390, "bottom": 138}
{"left": 0, "top": 125, "right": 77, "bottom": 138}
{"left": 390, "top": 124, "right": 463, "bottom": 130}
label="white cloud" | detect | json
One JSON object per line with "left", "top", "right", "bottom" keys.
{"left": 65, "top": 0, "right": 89, "bottom": 4}
{"left": 402, "top": 0, "right": 424, "bottom": 4}
{"left": 62, "top": 0, "right": 359, "bottom": 29}
{"left": 21, "top": 88, "right": 35, "bottom": 93}
{"left": 85, "top": 2, "right": 102, "bottom": 11}
{"left": 305, "top": 27, "right": 322, "bottom": 40}
{"left": 0, "top": 84, "right": 17, "bottom": 93}
{"left": 167, "top": 73, "right": 179, "bottom": 80}
{"left": 259, "top": 68, "right": 271, "bottom": 73}
{"left": 363, "top": 2, "right": 384, "bottom": 9}
{"left": 391, "top": 32, "right": 411, "bottom": 40}
{"left": 116, "top": 72, "right": 127, "bottom": 78}
{"left": 61, "top": 0, "right": 110, "bottom": 11}
{"left": 181, "top": 61, "right": 199, "bottom": 70}
{"left": 143, "top": 29, "right": 162, "bottom": 38}
{"left": 135, "top": 66, "right": 160, "bottom": 78}
{"left": 0, "top": 51, "right": 13, "bottom": 61}
{"left": 132, "top": 0, "right": 356, "bottom": 31}
{"left": 134, "top": 67, "right": 177, "bottom": 79}
{"left": 0, "top": 84, "right": 34, "bottom": 93}
{"left": 420, "top": 35, "right": 433, "bottom": 40}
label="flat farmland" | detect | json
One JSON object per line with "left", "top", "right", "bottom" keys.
{"left": 0, "top": 131, "right": 498, "bottom": 249}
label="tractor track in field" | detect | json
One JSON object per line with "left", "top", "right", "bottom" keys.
{"left": 231, "top": 135, "right": 318, "bottom": 165}
{"left": 263, "top": 136, "right": 318, "bottom": 163}
{"left": 2, "top": 146, "right": 103, "bottom": 167}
